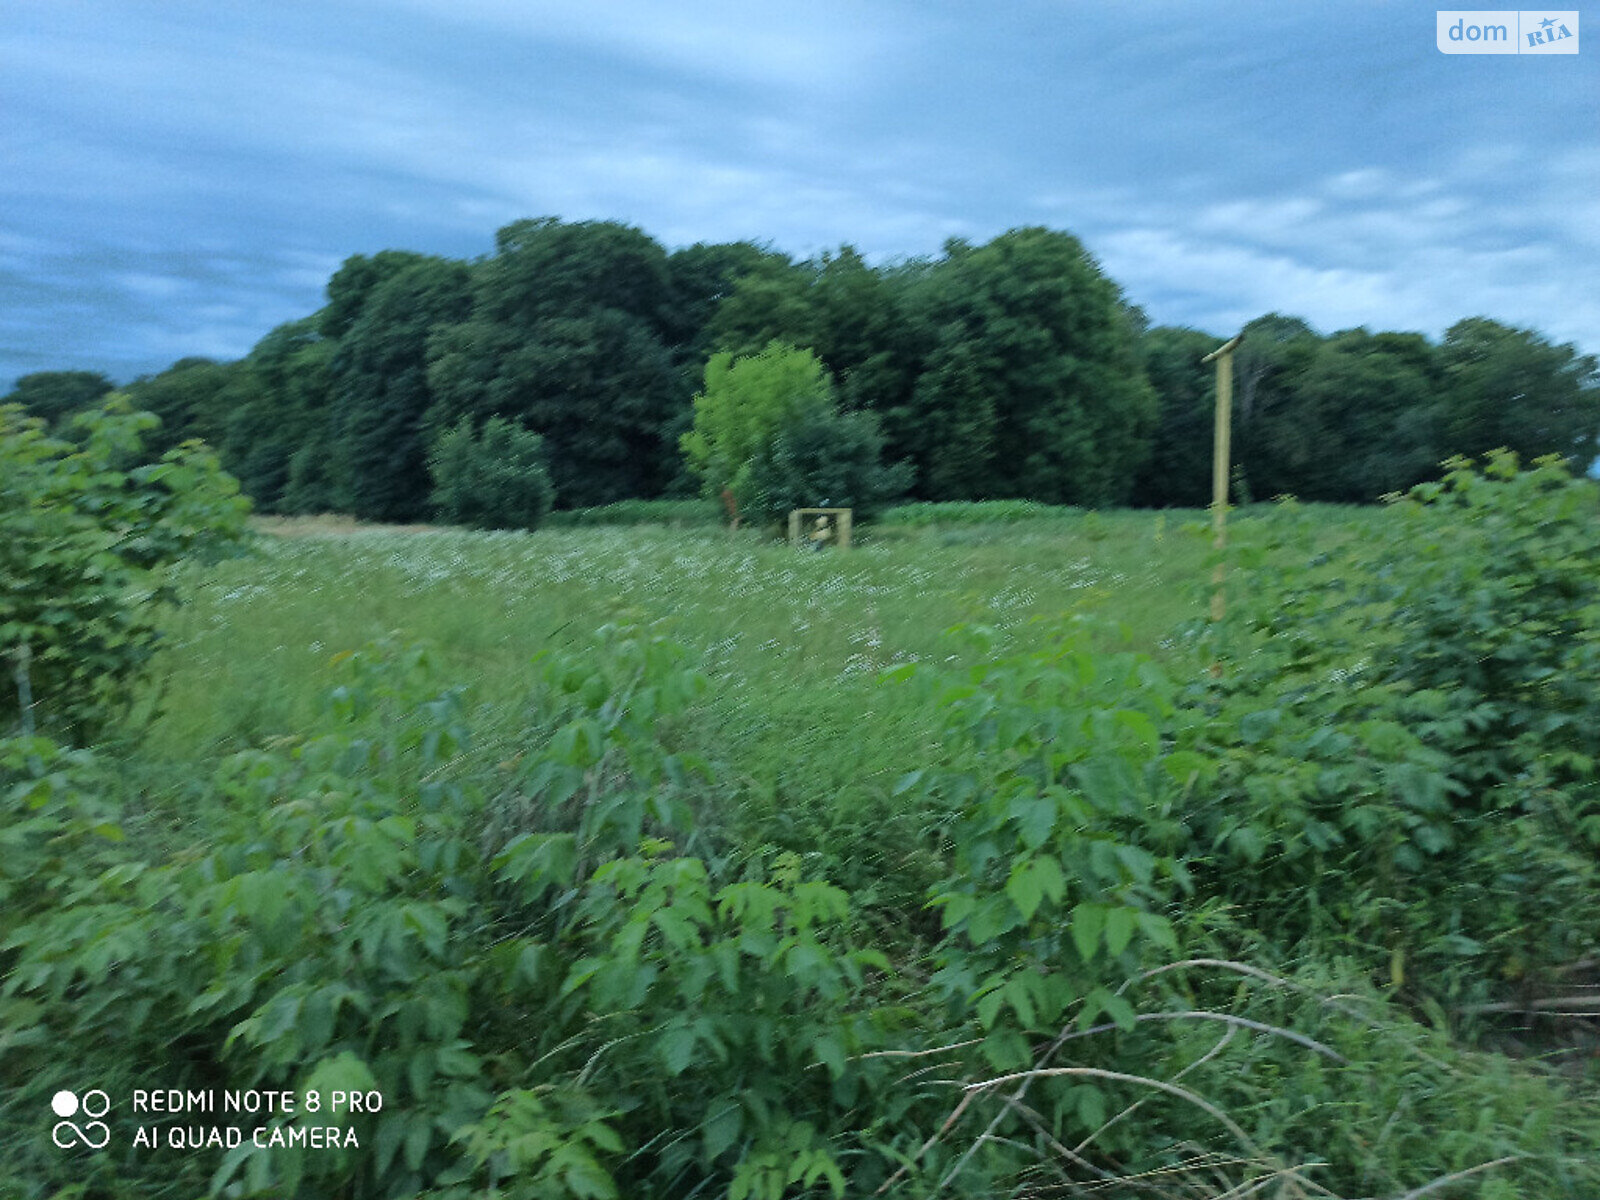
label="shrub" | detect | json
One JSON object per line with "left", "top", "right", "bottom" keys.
{"left": 428, "top": 416, "right": 554, "bottom": 530}
{"left": 0, "top": 398, "right": 251, "bottom": 740}
{"left": 1181, "top": 452, "right": 1600, "bottom": 1002}
{"left": 681, "top": 342, "right": 909, "bottom": 527}
{"left": 680, "top": 342, "right": 834, "bottom": 519}
{"left": 743, "top": 404, "right": 911, "bottom": 525}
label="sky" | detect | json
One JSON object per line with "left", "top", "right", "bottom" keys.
{"left": 2, "top": 0, "right": 1596, "bottom": 391}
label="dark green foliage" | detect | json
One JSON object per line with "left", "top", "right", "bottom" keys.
{"left": 121, "top": 355, "right": 241, "bottom": 453}
{"left": 663, "top": 240, "right": 787, "bottom": 356}
{"left": 903, "top": 228, "right": 1157, "bottom": 504}
{"left": 703, "top": 254, "right": 821, "bottom": 359}
{"left": 1289, "top": 328, "right": 1442, "bottom": 500}
{"left": 1231, "top": 321, "right": 1442, "bottom": 502}
{"left": 424, "top": 219, "right": 685, "bottom": 507}
{"left": 903, "top": 338, "right": 1004, "bottom": 500}
{"left": 1152, "top": 314, "right": 1599, "bottom": 508}
{"left": 2, "top": 369, "right": 116, "bottom": 427}
{"left": 428, "top": 417, "right": 554, "bottom": 530}
{"left": 744, "top": 404, "right": 912, "bottom": 525}
{"left": 225, "top": 321, "right": 340, "bottom": 511}
{"left": 23, "top": 215, "right": 1600, "bottom": 522}
{"left": 1183, "top": 454, "right": 1600, "bottom": 999}
{"left": 1133, "top": 327, "right": 1218, "bottom": 507}
{"left": 1437, "top": 317, "right": 1600, "bottom": 468}
{"left": 428, "top": 310, "right": 682, "bottom": 507}
{"left": 0, "top": 399, "right": 251, "bottom": 739}
{"left": 329, "top": 257, "right": 473, "bottom": 522}
{"left": 320, "top": 250, "right": 438, "bottom": 339}
{"left": 1226, "top": 313, "right": 1324, "bottom": 501}
{"left": 479, "top": 217, "right": 672, "bottom": 327}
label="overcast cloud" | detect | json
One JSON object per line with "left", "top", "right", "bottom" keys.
{"left": 2, "top": 0, "right": 1596, "bottom": 388}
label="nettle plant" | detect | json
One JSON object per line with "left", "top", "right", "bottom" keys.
{"left": 1183, "top": 452, "right": 1600, "bottom": 1000}
{"left": 0, "top": 398, "right": 252, "bottom": 740}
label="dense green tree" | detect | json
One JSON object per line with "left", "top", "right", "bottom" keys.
{"left": 902, "top": 337, "right": 1002, "bottom": 500}
{"left": 1228, "top": 314, "right": 1323, "bottom": 501}
{"left": 33, "top": 213, "right": 1596, "bottom": 522}
{"left": 424, "top": 219, "right": 685, "bottom": 507}
{"left": 901, "top": 228, "right": 1156, "bottom": 504}
{"left": 426, "top": 308, "right": 681, "bottom": 507}
{"left": 224, "top": 319, "right": 339, "bottom": 511}
{"left": 1436, "top": 317, "right": 1600, "bottom": 469}
{"left": 744, "top": 403, "right": 912, "bottom": 525}
{"left": 122, "top": 357, "right": 240, "bottom": 452}
{"left": 3, "top": 371, "right": 116, "bottom": 428}
{"left": 329, "top": 257, "right": 472, "bottom": 522}
{"left": 428, "top": 416, "right": 554, "bottom": 530}
{"left": 663, "top": 240, "right": 784, "bottom": 354}
{"left": 319, "top": 250, "right": 437, "bottom": 339}
{"left": 680, "top": 342, "right": 836, "bottom": 518}
{"left": 1291, "top": 328, "right": 1441, "bottom": 500}
{"left": 702, "top": 254, "right": 820, "bottom": 359}
{"left": 476, "top": 217, "right": 672, "bottom": 327}
{"left": 811, "top": 247, "right": 922, "bottom": 429}
{"left": 1132, "top": 327, "right": 1220, "bottom": 507}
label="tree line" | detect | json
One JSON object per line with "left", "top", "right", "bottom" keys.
{"left": 8, "top": 216, "right": 1598, "bottom": 521}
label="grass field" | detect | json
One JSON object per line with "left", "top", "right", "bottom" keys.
{"left": 147, "top": 508, "right": 1226, "bottom": 861}
{"left": 152, "top": 512, "right": 1200, "bottom": 766}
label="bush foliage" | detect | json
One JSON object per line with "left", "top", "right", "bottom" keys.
{"left": 682, "top": 342, "right": 908, "bottom": 527}
{"left": 0, "top": 398, "right": 251, "bottom": 739}
{"left": 428, "top": 416, "right": 555, "bottom": 531}
{"left": 1184, "top": 452, "right": 1600, "bottom": 998}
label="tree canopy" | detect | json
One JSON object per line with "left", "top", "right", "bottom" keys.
{"left": 30, "top": 214, "right": 1594, "bottom": 522}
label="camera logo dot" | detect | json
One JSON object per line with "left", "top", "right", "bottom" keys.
{"left": 51, "top": 1088, "right": 111, "bottom": 1149}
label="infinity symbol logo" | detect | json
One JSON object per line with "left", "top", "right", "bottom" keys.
{"left": 51, "top": 1090, "right": 111, "bottom": 1149}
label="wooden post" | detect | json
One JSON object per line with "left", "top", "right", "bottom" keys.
{"left": 1201, "top": 333, "right": 1244, "bottom": 627}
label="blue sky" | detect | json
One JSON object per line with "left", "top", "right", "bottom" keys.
{"left": 3, "top": 1, "right": 1596, "bottom": 390}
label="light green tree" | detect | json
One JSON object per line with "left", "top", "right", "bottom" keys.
{"left": 680, "top": 342, "right": 836, "bottom": 521}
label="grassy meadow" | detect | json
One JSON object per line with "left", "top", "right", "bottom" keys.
{"left": 152, "top": 509, "right": 1210, "bottom": 812}
{"left": 141, "top": 506, "right": 1247, "bottom": 895}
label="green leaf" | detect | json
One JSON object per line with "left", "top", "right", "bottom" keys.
{"left": 1071, "top": 903, "right": 1105, "bottom": 963}
{"left": 812, "top": 1031, "right": 848, "bottom": 1079}
{"left": 703, "top": 1103, "right": 742, "bottom": 1161}
{"left": 1135, "top": 910, "right": 1177, "bottom": 952}
{"left": 1104, "top": 906, "right": 1138, "bottom": 957}
{"left": 1005, "top": 858, "right": 1048, "bottom": 921}
{"left": 1076, "top": 1084, "right": 1108, "bottom": 1131}
{"left": 403, "top": 1114, "right": 432, "bottom": 1171}
{"left": 660, "top": 1023, "right": 696, "bottom": 1076}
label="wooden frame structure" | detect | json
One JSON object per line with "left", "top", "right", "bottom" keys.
{"left": 787, "top": 507, "right": 853, "bottom": 550}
